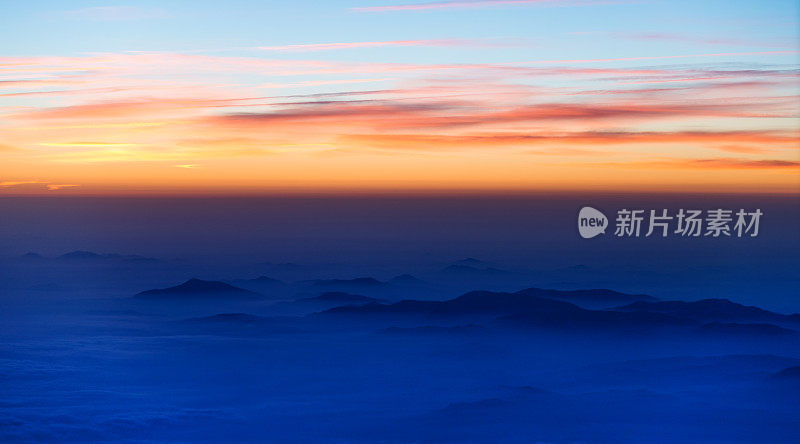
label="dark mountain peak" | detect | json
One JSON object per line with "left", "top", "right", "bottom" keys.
{"left": 326, "top": 289, "right": 580, "bottom": 317}
{"left": 305, "top": 292, "right": 381, "bottom": 303}
{"left": 454, "top": 258, "right": 486, "bottom": 266}
{"left": 697, "top": 322, "right": 797, "bottom": 336}
{"left": 621, "top": 298, "right": 770, "bottom": 316}
{"left": 183, "top": 313, "right": 266, "bottom": 324}
{"left": 450, "top": 290, "right": 580, "bottom": 313}
{"left": 442, "top": 264, "right": 479, "bottom": 272}
{"left": 59, "top": 250, "right": 103, "bottom": 260}
{"left": 617, "top": 298, "right": 800, "bottom": 328}
{"left": 312, "top": 277, "right": 386, "bottom": 287}
{"left": 271, "top": 262, "right": 301, "bottom": 271}
{"left": 251, "top": 275, "right": 284, "bottom": 284}
{"left": 515, "top": 287, "right": 656, "bottom": 309}
{"left": 135, "top": 278, "right": 260, "bottom": 299}
{"left": 389, "top": 274, "right": 426, "bottom": 285}
{"left": 119, "top": 254, "right": 158, "bottom": 262}
{"left": 772, "top": 366, "right": 800, "bottom": 380}
{"left": 441, "top": 264, "right": 511, "bottom": 276}
{"left": 380, "top": 324, "right": 484, "bottom": 335}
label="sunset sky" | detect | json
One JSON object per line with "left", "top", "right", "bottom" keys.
{"left": 1, "top": 0, "right": 798, "bottom": 194}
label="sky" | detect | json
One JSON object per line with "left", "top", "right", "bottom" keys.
{"left": 0, "top": 0, "right": 798, "bottom": 195}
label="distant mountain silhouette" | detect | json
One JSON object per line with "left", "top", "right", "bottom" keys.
{"left": 452, "top": 258, "right": 494, "bottom": 267}
{"left": 270, "top": 263, "right": 302, "bottom": 272}
{"left": 177, "top": 313, "right": 303, "bottom": 334}
{"left": 498, "top": 306, "right": 691, "bottom": 331}
{"left": 229, "top": 276, "right": 288, "bottom": 299}
{"left": 440, "top": 265, "right": 513, "bottom": 277}
{"left": 696, "top": 322, "right": 797, "bottom": 336}
{"left": 56, "top": 250, "right": 158, "bottom": 263}
{"left": 248, "top": 275, "right": 284, "bottom": 285}
{"left": 182, "top": 313, "right": 267, "bottom": 324}
{"left": 325, "top": 288, "right": 692, "bottom": 332}
{"left": 327, "top": 290, "right": 585, "bottom": 318}
{"left": 59, "top": 250, "right": 104, "bottom": 260}
{"left": 267, "top": 292, "right": 387, "bottom": 316}
{"left": 380, "top": 324, "right": 484, "bottom": 335}
{"left": 617, "top": 299, "right": 800, "bottom": 327}
{"left": 135, "top": 278, "right": 261, "bottom": 299}
{"left": 312, "top": 277, "right": 385, "bottom": 287}
{"left": 301, "top": 292, "right": 382, "bottom": 304}
{"left": 515, "top": 287, "right": 657, "bottom": 309}
{"left": 306, "top": 277, "right": 393, "bottom": 296}
{"left": 322, "top": 288, "right": 800, "bottom": 334}
{"left": 771, "top": 366, "right": 800, "bottom": 380}
{"left": 388, "top": 274, "right": 427, "bottom": 285}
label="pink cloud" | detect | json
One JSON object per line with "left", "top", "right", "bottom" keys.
{"left": 517, "top": 50, "right": 799, "bottom": 64}
{"left": 258, "top": 39, "right": 505, "bottom": 52}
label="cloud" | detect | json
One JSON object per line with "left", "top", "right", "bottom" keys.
{"left": 38, "top": 142, "right": 140, "bottom": 148}
{"left": 353, "top": 0, "right": 581, "bottom": 13}
{"left": 338, "top": 130, "right": 798, "bottom": 150}
{"left": 0, "top": 180, "right": 78, "bottom": 191}
{"left": 12, "top": 97, "right": 272, "bottom": 121}
{"left": 610, "top": 32, "right": 772, "bottom": 47}
{"left": 713, "top": 145, "right": 777, "bottom": 154}
{"left": 680, "top": 158, "right": 800, "bottom": 169}
{"left": 517, "top": 50, "right": 798, "bottom": 64}
{"left": 46, "top": 184, "right": 79, "bottom": 190}
{"left": 257, "top": 39, "right": 505, "bottom": 52}
{"left": 62, "top": 6, "right": 168, "bottom": 21}
{"left": 257, "top": 78, "right": 393, "bottom": 88}
{"left": 1, "top": 48, "right": 796, "bottom": 193}
{"left": 0, "top": 180, "right": 47, "bottom": 187}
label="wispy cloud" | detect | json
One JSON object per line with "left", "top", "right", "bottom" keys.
{"left": 257, "top": 78, "right": 393, "bottom": 88}
{"left": 0, "top": 180, "right": 47, "bottom": 187}
{"left": 338, "top": 130, "right": 799, "bottom": 151}
{"left": 2, "top": 49, "right": 796, "bottom": 192}
{"left": 615, "top": 32, "right": 754, "bottom": 47}
{"left": 0, "top": 180, "right": 79, "bottom": 191}
{"left": 654, "top": 158, "right": 800, "bottom": 169}
{"left": 518, "top": 50, "right": 799, "bottom": 64}
{"left": 353, "top": 0, "right": 574, "bottom": 13}
{"left": 46, "top": 183, "right": 79, "bottom": 190}
{"left": 258, "top": 39, "right": 505, "bottom": 52}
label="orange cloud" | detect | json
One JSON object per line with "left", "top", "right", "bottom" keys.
{"left": 46, "top": 184, "right": 80, "bottom": 190}
{"left": 1, "top": 49, "right": 797, "bottom": 194}
{"left": 649, "top": 158, "right": 800, "bottom": 169}
{"left": 0, "top": 180, "right": 79, "bottom": 191}
{"left": 339, "top": 130, "right": 798, "bottom": 151}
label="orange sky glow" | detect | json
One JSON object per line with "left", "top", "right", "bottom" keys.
{"left": 1, "top": 4, "right": 798, "bottom": 195}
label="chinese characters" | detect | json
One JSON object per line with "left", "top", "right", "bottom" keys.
{"left": 613, "top": 209, "right": 762, "bottom": 237}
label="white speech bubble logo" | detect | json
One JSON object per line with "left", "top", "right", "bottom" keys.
{"left": 578, "top": 206, "right": 608, "bottom": 239}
